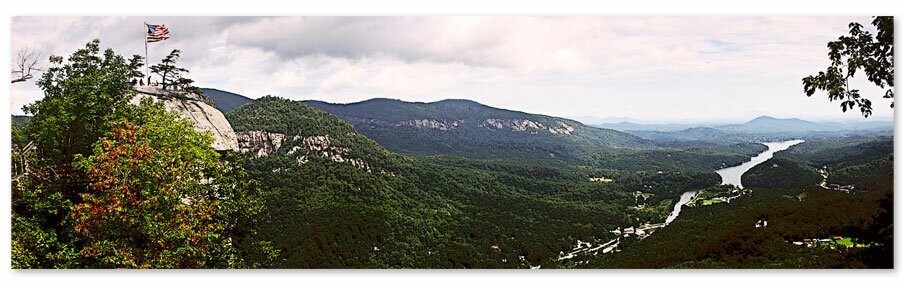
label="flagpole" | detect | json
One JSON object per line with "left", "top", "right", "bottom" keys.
{"left": 144, "top": 22, "right": 149, "bottom": 80}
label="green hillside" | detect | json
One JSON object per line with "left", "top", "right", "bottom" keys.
{"left": 304, "top": 98, "right": 651, "bottom": 161}
{"left": 584, "top": 136, "right": 893, "bottom": 269}
{"left": 226, "top": 96, "right": 720, "bottom": 268}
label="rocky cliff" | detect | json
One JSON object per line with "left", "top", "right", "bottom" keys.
{"left": 236, "top": 130, "right": 285, "bottom": 157}
{"left": 480, "top": 118, "right": 574, "bottom": 135}
{"left": 130, "top": 86, "right": 240, "bottom": 151}
{"left": 235, "top": 130, "right": 375, "bottom": 173}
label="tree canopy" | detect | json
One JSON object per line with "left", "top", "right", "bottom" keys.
{"left": 149, "top": 49, "right": 198, "bottom": 93}
{"left": 803, "top": 16, "right": 893, "bottom": 117}
{"left": 13, "top": 39, "right": 272, "bottom": 268}
{"left": 70, "top": 100, "right": 270, "bottom": 268}
{"left": 24, "top": 39, "right": 144, "bottom": 172}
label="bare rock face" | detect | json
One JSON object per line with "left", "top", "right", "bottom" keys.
{"left": 482, "top": 118, "right": 545, "bottom": 131}
{"left": 130, "top": 87, "right": 240, "bottom": 151}
{"left": 291, "top": 134, "right": 371, "bottom": 172}
{"left": 481, "top": 118, "right": 574, "bottom": 135}
{"left": 236, "top": 131, "right": 286, "bottom": 157}
{"left": 235, "top": 132, "right": 375, "bottom": 173}
{"left": 396, "top": 119, "right": 463, "bottom": 131}
{"left": 549, "top": 121, "right": 575, "bottom": 135}
{"left": 344, "top": 117, "right": 462, "bottom": 131}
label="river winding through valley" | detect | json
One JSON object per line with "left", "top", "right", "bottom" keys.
{"left": 664, "top": 139, "right": 804, "bottom": 225}
{"left": 559, "top": 140, "right": 805, "bottom": 264}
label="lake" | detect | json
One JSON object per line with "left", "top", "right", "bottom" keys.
{"left": 715, "top": 139, "right": 805, "bottom": 188}
{"left": 664, "top": 139, "right": 804, "bottom": 225}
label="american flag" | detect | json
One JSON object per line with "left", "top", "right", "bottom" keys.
{"left": 146, "top": 23, "right": 170, "bottom": 43}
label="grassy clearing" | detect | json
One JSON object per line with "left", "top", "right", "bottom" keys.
{"left": 702, "top": 199, "right": 724, "bottom": 205}
{"left": 813, "top": 237, "right": 875, "bottom": 249}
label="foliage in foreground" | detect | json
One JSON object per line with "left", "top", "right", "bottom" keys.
{"left": 12, "top": 40, "right": 271, "bottom": 268}
{"left": 803, "top": 16, "right": 894, "bottom": 117}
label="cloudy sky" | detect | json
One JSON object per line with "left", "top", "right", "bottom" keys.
{"left": 9, "top": 16, "right": 894, "bottom": 123}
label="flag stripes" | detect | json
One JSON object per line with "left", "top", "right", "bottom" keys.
{"left": 146, "top": 23, "right": 170, "bottom": 43}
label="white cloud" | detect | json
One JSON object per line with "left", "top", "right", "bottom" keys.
{"left": 318, "top": 61, "right": 368, "bottom": 94}
{"left": 9, "top": 16, "right": 893, "bottom": 122}
{"left": 363, "top": 61, "right": 461, "bottom": 95}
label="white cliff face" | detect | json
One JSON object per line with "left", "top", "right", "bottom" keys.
{"left": 480, "top": 119, "right": 574, "bottom": 135}
{"left": 395, "top": 119, "right": 463, "bottom": 131}
{"left": 236, "top": 131, "right": 285, "bottom": 157}
{"left": 344, "top": 117, "right": 463, "bottom": 131}
{"left": 235, "top": 131, "right": 375, "bottom": 173}
{"left": 550, "top": 121, "right": 575, "bottom": 135}
{"left": 291, "top": 135, "right": 370, "bottom": 172}
{"left": 130, "top": 87, "right": 240, "bottom": 151}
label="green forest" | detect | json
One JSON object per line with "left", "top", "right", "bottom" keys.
{"left": 576, "top": 137, "right": 893, "bottom": 269}
{"left": 10, "top": 37, "right": 894, "bottom": 269}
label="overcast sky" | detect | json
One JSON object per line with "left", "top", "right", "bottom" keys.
{"left": 9, "top": 16, "right": 894, "bottom": 123}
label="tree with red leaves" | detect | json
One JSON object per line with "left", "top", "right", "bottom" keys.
{"left": 70, "top": 100, "right": 273, "bottom": 268}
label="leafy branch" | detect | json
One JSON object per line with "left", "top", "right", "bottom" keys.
{"left": 803, "top": 16, "right": 893, "bottom": 117}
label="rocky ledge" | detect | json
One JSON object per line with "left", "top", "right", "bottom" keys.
{"left": 481, "top": 118, "right": 574, "bottom": 135}
{"left": 395, "top": 119, "right": 464, "bottom": 131}
{"left": 130, "top": 86, "right": 240, "bottom": 151}
{"left": 236, "top": 131, "right": 375, "bottom": 173}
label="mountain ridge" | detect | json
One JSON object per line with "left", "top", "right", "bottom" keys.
{"left": 602, "top": 115, "right": 892, "bottom": 134}
{"left": 304, "top": 97, "right": 651, "bottom": 161}
{"left": 201, "top": 87, "right": 254, "bottom": 112}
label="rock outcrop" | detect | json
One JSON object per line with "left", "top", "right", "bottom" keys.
{"left": 235, "top": 131, "right": 374, "bottom": 173}
{"left": 290, "top": 135, "right": 370, "bottom": 172}
{"left": 481, "top": 118, "right": 574, "bottom": 135}
{"left": 550, "top": 121, "right": 575, "bottom": 135}
{"left": 236, "top": 131, "right": 285, "bottom": 157}
{"left": 130, "top": 86, "right": 240, "bottom": 151}
{"left": 343, "top": 117, "right": 463, "bottom": 131}
{"left": 395, "top": 119, "right": 463, "bottom": 131}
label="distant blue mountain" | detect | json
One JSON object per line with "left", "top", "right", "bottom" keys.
{"left": 715, "top": 116, "right": 828, "bottom": 133}
{"left": 607, "top": 115, "right": 891, "bottom": 133}
{"left": 715, "top": 116, "right": 892, "bottom": 133}
{"left": 621, "top": 115, "right": 892, "bottom": 143}
{"left": 201, "top": 88, "right": 253, "bottom": 113}
{"left": 598, "top": 121, "right": 715, "bottom": 132}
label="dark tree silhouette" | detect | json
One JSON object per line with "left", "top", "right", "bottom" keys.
{"left": 149, "top": 49, "right": 193, "bottom": 91}
{"left": 803, "top": 16, "right": 893, "bottom": 117}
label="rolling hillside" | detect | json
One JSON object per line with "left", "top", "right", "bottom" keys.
{"left": 304, "top": 98, "right": 650, "bottom": 161}
{"left": 223, "top": 96, "right": 650, "bottom": 268}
